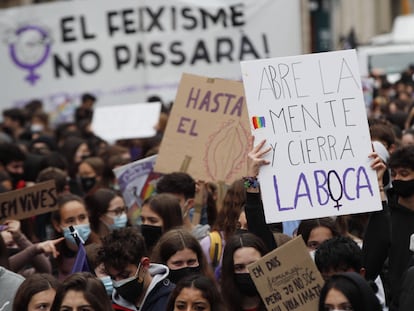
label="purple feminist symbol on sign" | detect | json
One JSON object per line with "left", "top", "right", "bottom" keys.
{"left": 9, "top": 25, "right": 51, "bottom": 85}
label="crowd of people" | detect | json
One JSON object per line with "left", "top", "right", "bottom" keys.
{"left": 1, "top": 64, "right": 414, "bottom": 311}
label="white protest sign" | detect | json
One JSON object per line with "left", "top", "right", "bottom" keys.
{"left": 113, "top": 155, "right": 157, "bottom": 208}
{"left": 91, "top": 102, "right": 161, "bottom": 142}
{"left": 0, "top": 0, "right": 302, "bottom": 119}
{"left": 241, "top": 50, "right": 382, "bottom": 223}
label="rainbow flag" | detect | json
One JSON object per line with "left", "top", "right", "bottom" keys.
{"left": 252, "top": 116, "right": 266, "bottom": 129}
{"left": 140, "top": 172, "right": 163, "bottom": 200}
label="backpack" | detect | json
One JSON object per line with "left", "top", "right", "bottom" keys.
{"left": 209, "top": 231, "right": 222, "bottom": 268}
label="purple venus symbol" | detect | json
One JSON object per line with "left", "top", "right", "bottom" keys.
{"left": 9, "top": 25, "right": 51, "bottom": 85}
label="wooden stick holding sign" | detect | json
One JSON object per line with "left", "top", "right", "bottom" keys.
{"left": 248, "top": 236, "right": 324, "bottom": 311}
{"left": 0, "top": 180, "right": 57, "bottom": 222}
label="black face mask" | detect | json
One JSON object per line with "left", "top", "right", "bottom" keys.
{"left": 168, "top": 266, "right": 201, "bottom": 284}
{"left": 80, "top": 176, "right": 96, "bottom": 193}
{"left": 392, "top": 179, "right": 414, "bottom": 198}
{"left": 113, "top": 264, "right": 145, "bottom": 304}
{"left": 234, "top": 273, "right": 258, "bottom": 297}
{"left": 8, "top": 172, "right": 23, "bottom": 189}
{"left": 235, "top": 228, "right": 249, "bottom": 235}
{"left": 141, "top": 224, "right": 163, "bottom": 250}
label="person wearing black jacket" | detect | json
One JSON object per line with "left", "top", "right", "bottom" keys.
{"left": 363, "top": 145, "right": 414, "bottom": 307}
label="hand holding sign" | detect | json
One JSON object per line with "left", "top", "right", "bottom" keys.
{"left": 369, "top": 151, "right": 387, "bottom": 185}
{"left": 247, "top": 136, "right": 272, "bottom": 178}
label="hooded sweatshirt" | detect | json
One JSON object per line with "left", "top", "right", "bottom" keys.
{"left": 112, "top": 263, "right": 174, "bottom": 311}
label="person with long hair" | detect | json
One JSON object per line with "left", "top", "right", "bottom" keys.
{"left": 84, "top": 188, "right": 128, "bottom": 239}
{"left": 151, "top": 228, "right": 215, "bottom": 284}
{"left": 140, "top": 193, "right": 183, "bottom": 251}
{"left": 319, "top": 272, "right": 381, "bottom": 311}
{"left": 50, "top": 272, "right": 113, "bottom": 311}
{"left": 200, "top": 179, "right": 246, "bottom": 270}
{"left": 51, "top": 194, "right": 100, "bottom": 281}
{"left": 166, "top": 275, "right": 226, "bottom": 311}
{"left": 221, "top": 233, "right": 267, "bottom": 311}
{"left": 13, "top": 273, "right": 59, "bottom": 311}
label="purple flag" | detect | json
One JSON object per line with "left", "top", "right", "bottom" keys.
{"left": 70, "top": 241, "right": 90, "bottom": 274}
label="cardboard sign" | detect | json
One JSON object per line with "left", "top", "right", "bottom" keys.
{"left": 0, "top": 180, "right": 57, "bottom": 222}
{"left": 113, "top": 155, "right": 158, "bottom": 208}
{"left": 248, "top": 236, "right": 324, "bottom": 311}
{"left": 0, "top": 0, "right": 302, "bottom": 119}
{"left": 92, "top": 102, "right": 161, "bottom": 142}
{"left": 241, "top": 50, "right": 382, "bottom": 223}
{"left": 155, "top": 73, "right": 250, "bottom": 184}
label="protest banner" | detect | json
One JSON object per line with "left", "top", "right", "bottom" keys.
{"left": 248, "top": 236, "right": 324, "bottom": 311}
{"left": 241, "top": 50, "right": 382, "bottom": 223}
{"left": 0, "top": 0, "right": 302, "bottom": 121}
{"left": 154, "top": 73, "right": 250, "bottom": 184}
{"left": 0, "top": 180, "right": 57, "bottom": 222}
{"left": 91, "top": 102, "right": 161, "bottom": 142}
{"left": 113, "top": 155, "right": 158, "bottom": 209}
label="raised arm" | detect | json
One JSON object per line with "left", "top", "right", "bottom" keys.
{"left": 362, "top": 152, "right": 391, "bottom": 281}
{"left": 244, "top": 136, "right": 277, "bottom": 251}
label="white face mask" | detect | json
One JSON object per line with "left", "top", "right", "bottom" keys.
{"left": 309, "top": 249, "right": 316, "bottom": 262}
{"left": 30, "top": 124, "right": 44, "bottom": 133}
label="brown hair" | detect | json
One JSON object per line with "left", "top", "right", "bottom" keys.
{"left": 143, "top": 193, "right": 183, "bottom": 231}
{"left": 13, "top": 273, "right": 59, "bottom": 311}
{"left": 152, "top": 228, "right": 214, "bottom": 281}
{"left": 50, "top": 272, "right": 112, "bottom": 311}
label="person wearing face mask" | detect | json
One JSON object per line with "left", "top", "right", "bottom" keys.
{"left": 77, "top": 156, "right": 105, "bottom": 196}
{"left": 59, "top": 136, "right": 91, "bottom": 196}
{"left": 221, "top": 232, "right": 268, "bottom": 311}
{"left": 0, "top": 142, "right": 26, "bottom": 190}
{"left": 140, "top": 193, "right": 183, "bottom": 252}
{"left": 84, "top": 188, "right": 129, "bottom": 239}
{"left": 151, "top": 228, "right": 215, "bottom": 285}
{"left": 51, "top": 194, "right": 100, "bottom": 281}
{"left": 362, "top": 144, "right": 414, "bottom": 308}
{"left": 98, "top": 227, "right": 175, "bottom": 311}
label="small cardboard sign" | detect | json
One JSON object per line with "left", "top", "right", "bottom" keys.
{"left": 248, "top": 236, "right": 324, "bottom": 311}
{"left": 154, "top": 73, "right": 251, "bottom": 184}
{"left": 0, "top": 180, "right": 58, "bottom": 222}
{"left": 241, "top": 50, "right": 382, "bottom": 223}
{"left": 92, "top": 102, "right": 161, "bottom": 142}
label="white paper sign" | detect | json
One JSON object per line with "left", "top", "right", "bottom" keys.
{"left": 92, "top": 102, "right": 161, "bottom": 142}
{"left": 241, "top": 50, "right": 382, "bottom": 223}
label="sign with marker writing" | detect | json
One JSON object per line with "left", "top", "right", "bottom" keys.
{"left": 155, "top": 73, "right": 250, "bottom": 184}
{"left": 0, "top": 180, "right": 58, "bottom": 222}
{"left": 241, "top": 50, "right": 382, "bottom": 223}
{"left": 248, "top": 236, "right": 324, "bottom": 311}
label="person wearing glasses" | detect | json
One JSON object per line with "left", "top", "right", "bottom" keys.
{"left": 84, "top": 188, "right": 129, "bottom": 239}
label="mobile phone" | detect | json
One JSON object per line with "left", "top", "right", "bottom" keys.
{"left": 0, "top": 225, "right": 8, "bottom": 231}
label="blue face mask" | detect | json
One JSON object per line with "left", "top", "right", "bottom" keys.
{"left": 100, "top": 275, "right": 114, "bottom": 296}
{"left": 110, "top": 214, "right": 128, "bottom": 230}
{"left": 62, "top": 224, "right": 91, "bottom": 245}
